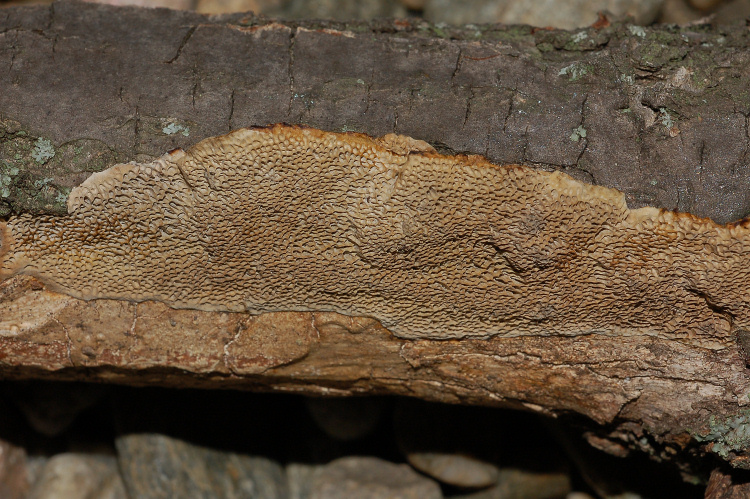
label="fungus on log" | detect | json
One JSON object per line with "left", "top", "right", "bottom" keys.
{"left": 0, "top": 124, "right": 746, "bottom": 347}
{"left": 4, "top": 2, "right": 750, "bottom": 474}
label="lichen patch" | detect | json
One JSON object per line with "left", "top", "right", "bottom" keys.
{"left": 0, "top": 124, "right": 747, "bottom": 345}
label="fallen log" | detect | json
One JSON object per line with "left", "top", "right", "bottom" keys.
{"left": 2, "top": 0, "right": 750, "bottom": 473}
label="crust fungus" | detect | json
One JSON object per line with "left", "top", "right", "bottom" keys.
{"left": 0, "top": 124, "right": 747, "bottom": 345}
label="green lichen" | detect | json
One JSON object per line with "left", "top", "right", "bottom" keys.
{"left": 558, "top": 29, "right": 609, "bottom": 52}
{"left": 0, "top": 120, "right": 124, "bottom": 215}
{"left": 628, "top": 25, "right": 647, "bottom": 38}
{"left": 536, "top": 42, "right": 554, "bottom": 53}
{"left": 292, "top": 93, "right": 315, "bottom": 110}
{"left": 694, "top": 411, "right": 750, "bottom": 461}
{"left": 33, "top": 177, "right": 53, "bottom": 189}
{"left": 631, "top": 32, "right": 688, "bottom": 70}
{"left": 659, "top": 108, "right": 676, "bottom": 129}
{"left": 0, "top": 163, "right": 19, "bottom": 198}
{"left": 558, "top": 62, "right": 593, "bottom": 82}
{"left": 572, "top": 32, "right": 588, "bottom": 43}
{"left": 55, "top": 187, "right": 71, "bottom": 205}
{"left": 430, "top": 23, "right": 448, "bottom": 38}
{"left": 31, "top": 138, "right": 55, "bottom": 164}
{"left": 162, "top": 122, "right": 190, "bottom": 137}
{"left": 570, "top": 125, "right": 587, "bottom": 142}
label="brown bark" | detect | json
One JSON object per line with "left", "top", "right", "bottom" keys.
{"left": 2, "top": 0, "right": 750, "bottom": 471}
{"left": 705, "top": 468, "right": 750, "bottom": 498}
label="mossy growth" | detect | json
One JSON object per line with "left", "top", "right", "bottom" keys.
{"left": 629, "top": 30, "right": 689, "bottom": 71}
{"left": 0, "top": 163, "right": 20, "bottom": 199}
{"left": 0, "top": 119, "right": 121, "bottom": 216}
{"left": 558, "top": 62, "right": 594, "bottom": 82}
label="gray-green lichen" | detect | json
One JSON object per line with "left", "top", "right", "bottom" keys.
{"left": 659, "top": 108, "right": 675, "bottom": 129}
{"left": 162, "top": 122, "right": 190, "bottom": 137}
{"left": 628, "top": 25, "right": 647, "bottom": 38}
{"left": 558, "top": 62, "right": 593, "bottom": 82}
{"left": 694, "top": 411, "right": 750, "bottom": 464}
{"left": 31, "top": 138, "right": 55, "bottom": 164}
{"left": 570, "top": 125, "right": 587, "bottom": 142}
{"left": 0, "top": 163, "right": 19, "bottom": 198}
{"left": 0, "top": 119, "right": 122, "bottom": 216}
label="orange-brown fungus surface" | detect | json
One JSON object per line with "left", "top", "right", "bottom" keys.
{"left": 0, "top": 125, "right": 747, "bottom": 344}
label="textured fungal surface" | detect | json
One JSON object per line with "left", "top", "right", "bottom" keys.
{"left": 0, "top": 125, "right": 748, "bottom": 344}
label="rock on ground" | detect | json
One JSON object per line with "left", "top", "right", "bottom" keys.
{"left": 407, "top": 452, "right": 500, "bottom": 488}
{"left": 115, "top": 434, "right": 287, "bottom": 499}
{"left": 0, "top": 439, "right": 30, "bottom": 499}
{"left": 309, "top": 456, "right": 443, "bottom": 499}
{"left": 28, "top": 454, "right": 126, "bottom": 499}
{"left": 448, "top": 468, "right": 572, "bottom": 499}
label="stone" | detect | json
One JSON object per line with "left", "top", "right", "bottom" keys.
{"left": 448, "top": 468, "right": 571, "bottom": 499}
{"left": 396, "top": 400, "right": 574, "bottom": 492}
{"left": 287, "top": 463, "right": 316, "bottom": 499}
{"left": 713, "top": 0, "right": 750, "bottom": 25}
{"left": 407, "top": 452, "right": 499, "bottom": 488}
{"left": 0, "top": 439, "right": 30, "bottom": 499}
{"left": 424, "top": 0, "right": 664, "bottom": 29}
{"left": 116, "top": 433, "right": 287, "bottom": 498}
{"left": 688, "top": 0, "right": 721, "bottom": 10}
{"left": 28, "top": 453, "right": 126, "bottom": 499}
{"left": 309, "top": 456, "right": 443, "bottom": 499}
{"left": 657, "top": 0, "right": 704, "bottom": 24}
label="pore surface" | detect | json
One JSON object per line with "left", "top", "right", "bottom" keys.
{"left": 0, "top": 125, "right": 748, "bottom": 343}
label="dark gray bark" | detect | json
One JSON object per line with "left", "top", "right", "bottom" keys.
{"left": 0, "top": 1, "right": 749, "bottom": 223}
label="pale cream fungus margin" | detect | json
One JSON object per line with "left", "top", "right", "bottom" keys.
{"left": 0, "top": 124, "right": 747, "bottom": 347}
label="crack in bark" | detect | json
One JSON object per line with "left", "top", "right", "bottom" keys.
{"left": 126, "top": 303, "right": 138, "bottom": 337}
{"left": 502, "top": 93, "right": 514, "bottom": 133}
{"left": 363, "top": 66, "right": 375, "bottom": 115}
{"left": 222, "top": 319, "right": 244, "bottom": 376}
{"left": 7, "top": 31, "right": 16, "bottom": 73}
{"left": 132, "top": 104, "right": 141, "bottom": 157}
{"left": 286, "top": 26, "right": 297, "bottom": 116}
{"left": 46, "top": 2, "right": 54, "bottom": 32}
{"left": 451, "top": 47, "right": 462, "bottom": 88}
{"left": 51, "top": 318, "right": 73, "bottom": 367}
{"left": 698, "top": 140, "right": 705, "bottom": 188}
{"left": 463, "top": 86, "right": 474, "bottom": 128}
{"left": 165, "top": 25, "right": 197, "bottom": 64}
{"left": 573, "top": 94, "right": 589, "bottom": 168}
{"left": 227, "top": 88, "right": 235, "bottom": 131}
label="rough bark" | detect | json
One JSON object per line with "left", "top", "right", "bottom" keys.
{"left": 1, "top": 0, "right": 750, "bottom": 472}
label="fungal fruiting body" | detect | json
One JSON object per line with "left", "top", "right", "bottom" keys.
{"left": 0, "top": 125, "right": 747, "bottom": 344}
